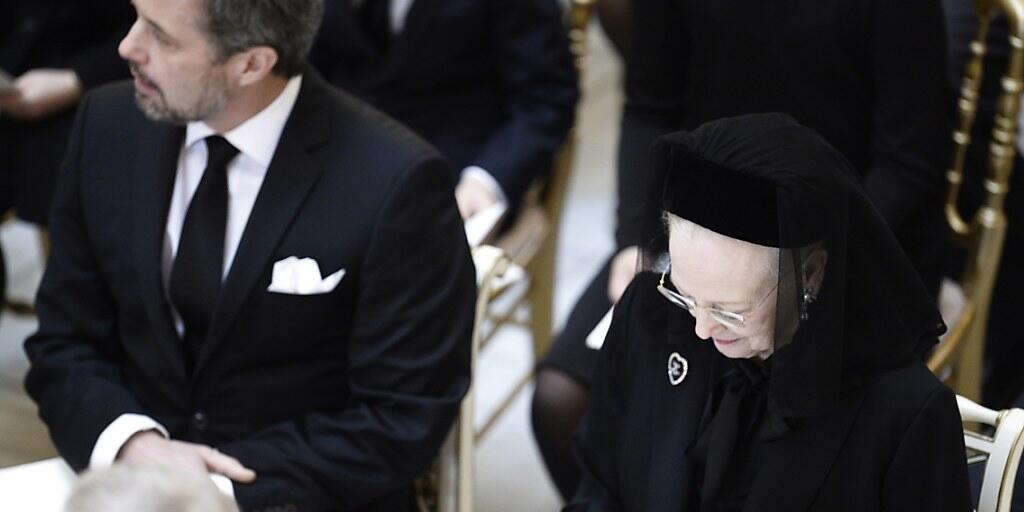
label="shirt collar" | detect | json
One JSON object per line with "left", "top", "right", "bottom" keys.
{"left": 184, "top": 75, "right": 304, "bottom": 168}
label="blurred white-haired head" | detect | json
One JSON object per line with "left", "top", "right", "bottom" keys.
{"left": 64, "top": 465, "right": 238, "bottom": 512}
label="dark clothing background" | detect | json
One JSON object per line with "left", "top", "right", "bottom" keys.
{"left": 615, "top": 0, "right": 950, "bottom": 296}
{"left": 24, "top": 73, "right": 476, "bottom": 512}
{"left": 309, "top": 0, "right": 579, "bottom": 213}
{"left": 567, "top": 274, "right": 972, "bottom": 512}
{"left": 942, "top": 0, "right": 1024, "bottom": 412}
{"left": 0, "top": 0, "right": 133, "bottom": 224}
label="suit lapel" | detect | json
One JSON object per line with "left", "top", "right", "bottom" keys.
{"left": 194, "top": 75, "right": 331, "bottom": 376}
{"left": 646, "top": 310, "right": 722, "bottom": 511}
{"left": 132, "top": 123, "right": 188, "bottom": 382}
{"left": 743, "top": 387, "right": 866, "bottom": 511}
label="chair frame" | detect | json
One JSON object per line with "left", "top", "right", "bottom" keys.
{"left": 928, "top": 0, "right": 1023, "bottom": 401}
{"left": 957, "top": 395, "right": 1024, "bottom": 512}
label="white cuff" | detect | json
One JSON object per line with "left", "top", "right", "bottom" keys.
{"left": 461, "top": 166, "right": 508, "bottom": 206}
{"left": 209, "top": 473, "right": 236, "bottom": 499}
{"left": 89, "top": 413, "right": 170, "bottom": 469}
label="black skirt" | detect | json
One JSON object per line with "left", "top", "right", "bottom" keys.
{"left": 538, "top": 256, "right": 614, "bottom": 386}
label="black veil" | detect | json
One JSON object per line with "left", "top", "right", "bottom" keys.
{"left": 637, "top": 113, "right": 946, "bottom": 418}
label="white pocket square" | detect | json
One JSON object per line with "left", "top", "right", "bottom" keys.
{"left": 267, "top": 256, "right": 346, "bottom": 295}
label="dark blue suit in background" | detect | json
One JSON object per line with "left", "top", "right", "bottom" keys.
{"left": 310, "top": 0, "right": 579, "bottom": 214}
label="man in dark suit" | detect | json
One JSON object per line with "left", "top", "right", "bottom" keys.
{"left": 23, "top": 0, "right": 475, "bottom": 510}
{"left": 310, "top": 0, "right": 578, "bottom": 221}
{"left": 0, "top": 0, "right": 134, "bottom": 309}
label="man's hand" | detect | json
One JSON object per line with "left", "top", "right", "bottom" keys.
{"left": 0, "top": 69, "right": 83, "bottom": 121}
{"left": 455, "top": 173, "right": 501, "bottom": 219}
{"left": 607, "top": 245, "right": 639, "bottom": 304}
{"left": 117, "top": 430, "right": 257, "bottom": 484}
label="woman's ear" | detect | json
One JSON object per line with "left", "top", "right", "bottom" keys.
{"left": 802, "top": 246, "right": 828, "bottom": 294}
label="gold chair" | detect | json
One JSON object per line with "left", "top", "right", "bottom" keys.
{"left": 416, "top": 2, "right": 596, "bottom": 509}
{"left": 475, "top": 0, "right": 595, "bottom": 442}
{"left": 0, "top": 208, "right": 47, "bottom": 316}
{"left": 928, "top": 0, "right": 1022, "bottom": 401}
{"left": 957, "top": 395, "right": 1024, "bottom": 512}
{"left": 416, "top": 245, "right": 512, "bottom": 512}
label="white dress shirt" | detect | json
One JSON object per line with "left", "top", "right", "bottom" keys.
{"left": 350, "top": 0, "right": 507, "bottom": 206}
{"left": 89, "top": 75, "right": 304, "bottom": 499}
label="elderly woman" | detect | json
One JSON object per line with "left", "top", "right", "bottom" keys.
{"left": 566, "top": 114, "right": 971, "bottom": 511}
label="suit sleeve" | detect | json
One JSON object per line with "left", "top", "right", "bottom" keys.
{"left": 615, "top": 0, "right": 687, "bottom": 249}
{"left": 220, "top": 154, "right": 476, "bottom": 511}
{"left": 881, "top": 385, "right": 973, "bottom": 511}
{"left": 23, "top": 93, "right": 150, "bottom": 471}
{"left": 471, "top": 0, "right": 579, "bottom": 206}
{"left": 564, "top": 281, "right": 642, "bottom": 511}
{"left": 861, "top": 0, "right": 950, "bottom": 232}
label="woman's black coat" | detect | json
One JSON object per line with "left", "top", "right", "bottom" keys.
{"left": 567, "top": 273, "right": 972, "bottom": 512}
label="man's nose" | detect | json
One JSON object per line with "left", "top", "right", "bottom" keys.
{"left": 118, "top": 21, "right": 144, "bottom": 63}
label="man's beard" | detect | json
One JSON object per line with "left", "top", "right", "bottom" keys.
{"left": 131, "top": 65, "right": 232, "bottom": 125}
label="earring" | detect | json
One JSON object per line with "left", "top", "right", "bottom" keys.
{"left": 800, "top": 287, "right": 817, "bottom": 321}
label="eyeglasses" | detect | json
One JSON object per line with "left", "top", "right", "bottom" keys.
{"left": 657, "top": 270, "right": 777, "bottom": 330}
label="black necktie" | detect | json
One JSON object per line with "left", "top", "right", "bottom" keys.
{"left": 169, "top": 135, "right": 238, "bottom": 372}
{"left": 358, "top": 0, "right": 391, "bottom": 52}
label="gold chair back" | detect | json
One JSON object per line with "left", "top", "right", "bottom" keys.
{"left": 929, "top": 0, "right": 1023, "bottom": 401}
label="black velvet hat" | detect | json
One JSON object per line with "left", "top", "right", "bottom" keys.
{"left": 651, "top": 121, "right": 833, "bottom": 251}
{"left": 662, "top": 154, "right": 780, "bottom": 247}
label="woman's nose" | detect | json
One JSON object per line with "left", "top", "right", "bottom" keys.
{"left": 693, "top": 309, "right": 717, "bottom": 340}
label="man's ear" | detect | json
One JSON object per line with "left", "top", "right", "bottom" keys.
{"left": 802, "top": 246, "right": 828, "bottom": 293}
{"left": 230, "top": 46, "right": 280, "bottom": 87}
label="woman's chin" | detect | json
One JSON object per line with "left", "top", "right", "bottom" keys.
{"left": 712, "top": 338, "right": 752, "bottom": 359}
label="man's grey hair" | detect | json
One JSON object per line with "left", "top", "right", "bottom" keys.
{"left": 201, "top": 0, "right": 325, "bottom": 77}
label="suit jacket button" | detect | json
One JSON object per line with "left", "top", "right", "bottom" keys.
{"left": 192, "top": 411, "right": 209, "bottom": 431}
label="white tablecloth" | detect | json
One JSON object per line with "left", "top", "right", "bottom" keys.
{"left": 0, "top": 458, "right": 75, "bottom": 511}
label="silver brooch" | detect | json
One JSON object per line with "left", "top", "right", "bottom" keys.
{"left": 668, "top": 352, "right": 688, "bottom": 386}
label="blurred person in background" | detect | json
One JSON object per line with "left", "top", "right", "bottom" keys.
{"left": 309, "top": 0, "right": 579, "bottom": 223}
